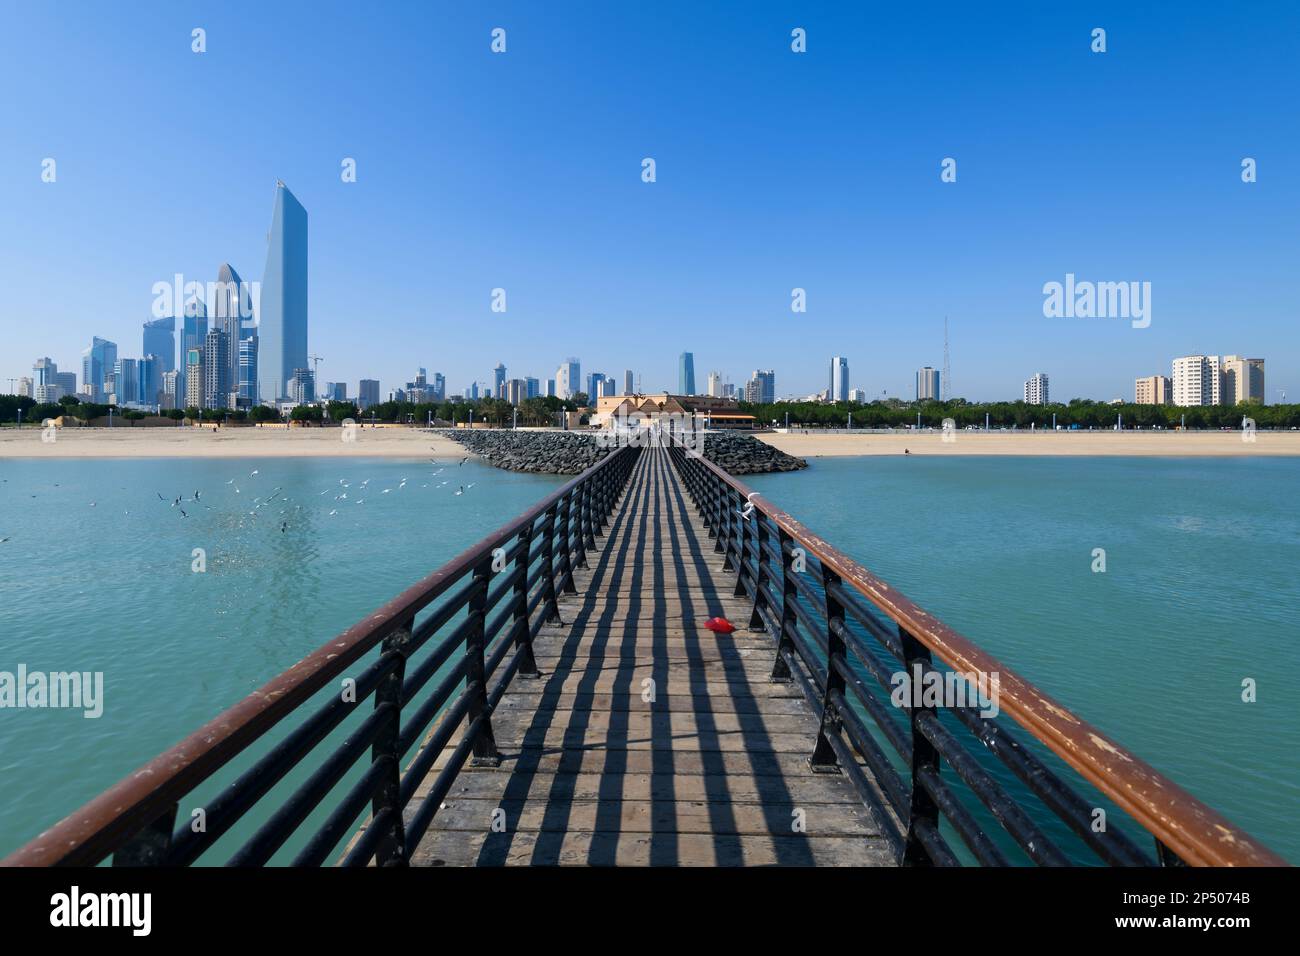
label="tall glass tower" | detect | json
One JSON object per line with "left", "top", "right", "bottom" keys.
{"left": 678, "top": 352, "right": 695, "bottom": 395}
{"left": 258, "top": 182, "right": 308, "bottom": 402}
{"left": 82, "top": 337, "right": 117, "bottom": 400}
{"left": 830, "top": 356, "right": 849, "bottom": 402}
{"left": 142, "top": 318, "right": 176, "bottom": 377}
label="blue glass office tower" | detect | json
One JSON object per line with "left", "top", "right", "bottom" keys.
{"left": 181, "top": 300, "right": 208, "bottom": 367}
{"left": 82, "top": 337, "right": 117, "bottom": 400}
{"left": 258, "top": 182, "right": 309, "bottom": 402}
{"left": 142, "top": 318, "right": 176, "bottom": 377}
{"left": 679, "top": 352, "right": 696, "bottom": 395}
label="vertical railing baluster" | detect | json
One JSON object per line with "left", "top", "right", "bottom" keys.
{"left": 465, "top": 560, "right": 501, "bottom": 768}
{"left": 768, "top": 527, "right": 796, "bottom": 682}
{"left": 112, "top": 805, "right": 178, "bottom": 866}
{"left": 513, "top": 525, "right": 539, "bottom": 678}
{"left": 370, "top": 616, "right": 413, "bottom": 866}
{"left": 900, "top": 626, "right": 940, "bottom": 865}
{"left": 541, "top": 504, "right": 562, "bottom": 623}
{"left": 809, "top": 564, "right": 845, "bottom": 773}
{"left": 556, "top": 492, "right": 577, "bottom": 592}
{"left": 733, "top": 490, "right": 751, "bottom": 597}
{"left": 748, "top": 514, "right": 772, "bottom": 631}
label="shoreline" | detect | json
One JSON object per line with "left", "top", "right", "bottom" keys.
{"left": 2, "top": 426, "right": 1299, "bottom": 459}
{"left": 756, "top": 431, "right": 1300, "bottom": 457}
{"left": 0, "top": 426, "right": 477, "bottom": 460}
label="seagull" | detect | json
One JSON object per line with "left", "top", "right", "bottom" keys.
{"left": 466, "top": 483, "right": 475, "bottom": 490}
{"left": 194, "top": 490, "right": 201, "bottom": 501}
{"left": 328, "top": 509, "right": 338, "bottom": 516}
{"left": 157, "top": 492, "right": 165, "bottom": 501}
{"left": 179, "top": 508, "right": 188, "bottom": 518}
{"left": 280, "top": 522, "right": 287, "bottom": 533}
{"left": 226, "top": 478, "right": 235, "bottom": 485}
{"left": 249, "top": 469, "right": 259, "bottom": 477}
{"left": 455, "top": 486, "right": 464, "bottom": 496}
{"left": 0, "top": 537, "right": 10, "bottom": 543}
{"left": 89, "top": 502, "right": 96, "bottom": 507}
{"left": 460, "top": 457, "right": 469, "bottom": 466}
{"left": 382, "top": 488, "right": 391, "bottom": 494}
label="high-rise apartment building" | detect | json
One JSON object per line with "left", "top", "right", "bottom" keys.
{"left": 185, "top": 348, "right": 204, "bottom": 409}
{"left": 586, "top": 372, "right": 607, "bottom": 405}
{"left": 202, "top": 329, "right": 231, "bottom": 410}
{"left": 1134, "top": 375, "right": 1172, "bottom": 405}
{"left": 678, "top": 352, "right": 696, "bottom": 395}
{"left": 706, "top": 371, "right": 722, "bottom": 398}
{"left": 1024, "top": 372, "right": 1049, "bottom": 405}
{"left": 623, "top": 369, "right": 634, "bottom": 395}
{"left": 258, "top": 182, "right": 309, "bottom": 402}
{"left": 181, "top": 301, "right": 208, "bottom": 368}
{"left": 744, "top": 369, "right": 775, "bottom": 404}
{"left": 358, "top": 379, "right": 380, "bottom": 410}
{"left": 1221, "top": 355, "right": 1265, "bottom": 405}
{"left": 916, "top": 366, "right": 940, "bottom": 401}
{"left": 1171, "top": 355, "right": 1221, "bottom": 407}
{"left": 525, "top": 377, "right": 539, "bottom": 399}
{"left": 115, "top": 358, "right": 140, "bottom": 407}
{"left": 830, "top": 356, "right": 849, "bottom": 403}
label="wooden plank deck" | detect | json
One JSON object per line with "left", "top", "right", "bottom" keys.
{"left": 406, "top": 445, "right": 895, "bottom": 866}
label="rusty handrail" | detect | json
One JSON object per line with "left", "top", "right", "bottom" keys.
{"left": 2, "top": 445, "right": 637, "bottom": 867}
{"left": 673, "top": 446, "right": 1285, "bottom": 867}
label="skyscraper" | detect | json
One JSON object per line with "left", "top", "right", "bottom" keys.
{"left": 916, "top": 366, "right": 940, "bottom": 401}
{"left": 359, "top": 379, "right": 380, "bottom": 410}
{"left": 82, "top": 337, "right": 117, "bottom": 401}
{"left": 238, "top": 337, "right": 259, "bottom": 405}
{"left": 706, "top": 371, "right": 721, "bottom": 397}
{"left": 556, "top": 358, "right": 580, "bottom": 400}
{"left": 493, "top": 363, "right": 507, "bottom": 398}
{"left": 1024, "top": 372, "right": 1049, "bottom": 405}
{"left": 202, "top": 329, "right": 231, "bottom": 410}
{"left": 679, "top": 352, "right": 696, "bottom": 395}
{"left": 830, "top": 356, "right": 849, "bottom": 403}
{"left": 185, "top": 348, "right": 204, "bottom": 409}
{"left": 432, "top": 372, "right": 446, "bottom": 402}
{"left": 623, "top": 369, "right": 634, "bottom": 395}
{"left": 142, "top": 318, "right": 176, "bottom": 377}
{"left": 181, "top": 300, "right": 208, "bottom": 368}
{"left": 258, "top": 182, "right": 309, "bottom": 402}
{"left": 115, "top": 358, "right": 140, "bottom": 406}
{"left": 745, "top": 369, "right": 775, "bottom": 404}
{"left": 586, "top": 372, "right": 607, "bottom": 405}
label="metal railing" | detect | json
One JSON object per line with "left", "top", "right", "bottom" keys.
{"left": 666, "top": 444, "right": 1285, "bottom": 867}
{"left": 3, "top": 445, "right": 641, "bottom": 867}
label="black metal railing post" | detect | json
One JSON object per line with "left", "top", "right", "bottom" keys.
{"left": 733, "top": 491, "right": 751, "bottom": 596}
{"left": 768, "top": 528, "right": 798, "bottom": 682}
{"left": 556, "top": 493, "right": 577, "bottom": 592}
{"left": 512, "top": 526, "right": 540, "bottom": 678}
{"left": 900, "top": 626, "right": 941, "bottom": 865}
{"left": 541, "top": 503, "right": 562, "bottom": 623}
{"left": 370, "top": 616, "right": 413, "bottom": 866}
{"left": 809, "top": 564, "right": 846, "bottom": 773}
{"left": 465, "top": 560, "right": 501, "bottom": 767}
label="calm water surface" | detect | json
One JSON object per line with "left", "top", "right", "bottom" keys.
{"left": 0, "top": 454, "right": 1295, "bottom": 861}
{"left": 746, "top": 455, "right": 1300, "bottom": 862}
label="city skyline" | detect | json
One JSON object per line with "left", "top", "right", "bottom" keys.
{"left": 3, "top": 4, "right": 1297, "bottom": 403}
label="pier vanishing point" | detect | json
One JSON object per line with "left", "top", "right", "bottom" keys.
{"left": 3, "top": 441, "right": 1285, "bottom": 867}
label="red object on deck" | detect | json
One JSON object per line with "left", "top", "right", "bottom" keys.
{"left": 703, "top": 617, "right": 736, "bottom": 634}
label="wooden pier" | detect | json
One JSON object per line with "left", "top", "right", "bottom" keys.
{"left": 407, "top": 446, "right": 892, "bottom": 866}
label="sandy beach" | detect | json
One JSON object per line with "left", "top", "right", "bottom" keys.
{"left": 756, "top": 430, "right": 1300, "bottom": 457}
{"left": 0, "top": 425, "right": 471, "bottom": 459}
{"left": 2, "top": 425, "right": 1299, "bottom": 459}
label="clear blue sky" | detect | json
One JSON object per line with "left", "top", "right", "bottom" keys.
{"left": 2, "top": 1, "right": 1297, "bottom": 402}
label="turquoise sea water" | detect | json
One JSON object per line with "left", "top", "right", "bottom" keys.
{"left": 0, "top": 457, "right": 565, "bottom": 859}
{"left": 0, "top": 454, "right": 1296, "bottom": 862}
{"left": 746, "top": 455, "right": 1300, "bottom": 863}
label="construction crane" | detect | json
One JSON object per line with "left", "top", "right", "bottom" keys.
{"left": 308, "top": 354, "right": 324, "bottom": 388}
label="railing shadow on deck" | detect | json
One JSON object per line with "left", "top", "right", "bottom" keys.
{"left": 0, "top": 446, "right": 642, "bottom": 868}
{"left": 665, "top": 443, "right": 1286, "bottom": 868}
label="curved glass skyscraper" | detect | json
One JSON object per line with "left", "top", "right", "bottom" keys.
{"left": 257, "top": 182, "right": 308, "bottom": 402}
